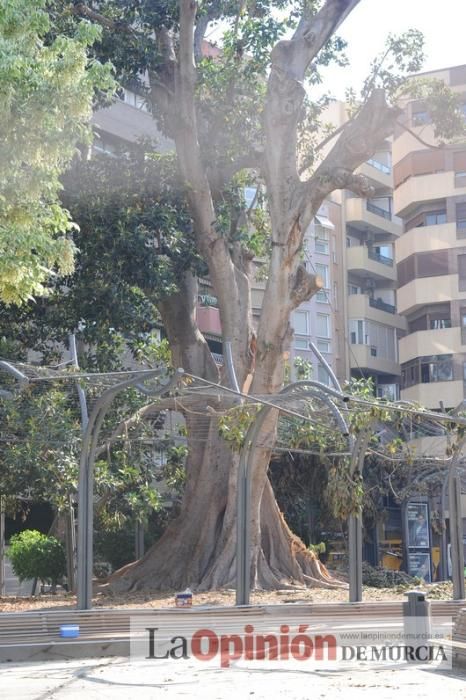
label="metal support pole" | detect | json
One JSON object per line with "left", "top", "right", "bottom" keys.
{"left": 69, "top": 334, "right": 89, "bottom": 429}
{"left": 68, "top": 334, "right": 88, "bottom": 594}
{"left": 449, "top": 465, "right": 465, "bottom": 600}
{"left": 308, "top": 341, "right": 342, "bottom": 392}
{"left": 440, "top": 473, "right": 449, "bottom": 581}
{"left": 348, "top": 514, "right": 363, "bottom": 602}
{"left": 76, "top": 369, "right": 183, "bottom": 610}
{"left": 0, "top": 496, "right": 5, "bottom": 597}
{"left": 65, "top": 496, "right": 76, "bottom": 593}
{"left": 347, "top": 425, "right": 375, "bottom": 603}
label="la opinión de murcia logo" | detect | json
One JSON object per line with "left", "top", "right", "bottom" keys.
{"left": 145, "top": 625, "right": 337, "bottom": 667}
{"left": 139, "top": 624, "right": 449, "bottom": 668}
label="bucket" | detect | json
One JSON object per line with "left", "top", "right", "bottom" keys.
{"left": 59, "top": 624, "right": 80, "bottom": 638}
{"left": 175, "top": 589, "right": 193, "bottom": 607}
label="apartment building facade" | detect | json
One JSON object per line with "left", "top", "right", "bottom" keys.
{"left": 393, "top": 64, "right": 466, "bottom": 410}
{"left": 344, "top": 148, "right": 405, "bottom": 400}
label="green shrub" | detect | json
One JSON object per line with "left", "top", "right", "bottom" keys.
{"left": 7, "top": 530, "right": 66, "bottom": 588}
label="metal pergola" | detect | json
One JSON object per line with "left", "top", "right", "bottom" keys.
{"left": 1, "top": 354, "right": 466, "bottom": 608}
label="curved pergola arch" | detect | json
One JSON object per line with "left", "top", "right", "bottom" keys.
{"left": 2, "top": 357, "right": 466, "bottom": 608}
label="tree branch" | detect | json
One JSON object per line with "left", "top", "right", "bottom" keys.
{"left": 271, "top": 0, "right": 362, "bottom": 83}
{"left": 396, "top": 119, "right": 445, "bottom": 150}
{"left": 194, "top": 13, "right": 211, "bottom": 61}
{"left": 304, "top": 89, "right": 401, "bottom": 214}
{"left": 264, "top": 0, "right": 362, "bottom": 237}
{"left": 290, "top": 264, "right": 323, "bottom": 307}
{"left": 70, "top": 2, "right": 136, "bottom": 34}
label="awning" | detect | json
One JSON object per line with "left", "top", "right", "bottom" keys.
{"left": 315, "top": 214, "right": 335, "bottom": 230}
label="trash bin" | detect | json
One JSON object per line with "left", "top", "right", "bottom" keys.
{"left": 402, "top": 590, "right": 432, "bottom": 663}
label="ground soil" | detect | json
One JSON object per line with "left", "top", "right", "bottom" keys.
{"left": 0, "top": 581, "right": 456, "bottom": 613}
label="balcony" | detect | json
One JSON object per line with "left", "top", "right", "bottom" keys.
{"left": 369, "top": 297, "right": 396, "bottom": 314}
{"left": 401, "top": 380, "right": 464, "bottom": 410}
{"left": 357, "top": 160, "right": 392, "bottom": 190}
{"left": 395, "top": 222, "right": 460, "bottom": 263}
{"left": 346, "top": 246, "right": 396, "bottom": 282}
{"left": 347, "top": 294, "right": 406, "bottom": 329}
{"left": 394, "top": 171, "right": 466, "bottom": 218}
{"left": 196, "top": 305, "right": 222, "bottom": 336}
{"left": 92, "top": 100, "right": 172, "bottom": 151}
{"left": 349, "top": 345, "right": 400, "bottom": 377}
{"left": 211, "top": 352, "right": 224, "bottom": 366}
{"left": 345, "top": 198, "right": 402, "bottom": 238}
{"left": 399, "top": 327, "right": 461, "bottom": 364}
{"left": 397, "top": 274, "right": 461, "bottom": 316}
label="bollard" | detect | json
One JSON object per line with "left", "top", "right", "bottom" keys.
{"left": 403, "top": 590, "right": 432, "bottom": 663}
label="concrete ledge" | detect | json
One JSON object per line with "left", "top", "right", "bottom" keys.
{"left": 0, "top": 638, "right": 129, "bottom": 663}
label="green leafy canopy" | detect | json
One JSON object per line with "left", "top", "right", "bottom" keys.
{"left": 0, "top": 0, "right": 114, "bottom": 305}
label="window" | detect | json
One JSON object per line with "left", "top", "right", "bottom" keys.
{"left": 332, "top": 235, "right": 337, "bottom": 264}
{"left": 463, "top": 361, "right": 466, "bottom": 382}
{"left": 119, "top": 87, "right": 150, "bottom": 112}
{"left": 93, "top": 135, "right": 117, "bottom": 156}
{"left": 315, "top": 263, "right": 329, "bottom": 288}
{"left": 316, "top": 289, "right": 329, "bottom": 303}
{"left": 425, "top": 211, "right": 447, "bottom": 226}
{"left": 407, "top": 209, "right": 447, "bottom": 230}
{"left": 401, "top": 355, "right": 453, "bottom": 389}
{"left": 315, "top": 225, "right": 329, "bottom": 254}
{"left": 377, "top": 384, "right": 399, "bottom": 401}
{"left": 421, "top": 357, "right": 453, "bottom": 383}
{"left": 459, "top": 254, "right": 466, "bottom": 291}
{"left": 429, "top": 318, "right": 451, "bottom": 330}
{"left": 349, "top": 320, "right": 396, "bottom": 360}
{"left": 412, "top": 110, "right": 430, "bottom": 127}
{"left": 349, "top": 319, "right": 364, "bottom": 345}
{"left": 348, "top": 284, "right": 361, "bottom": 295}
{"left": 316, "top": 313, "right": 330, "bottom": 338}
{"left": 398, "top": 251, "right": 449, "bottom": 287}
{"left": 244, "top": 186, "right": 258, "bottom": 209}
{"left": 318, "top": 364, "right": 330, "bottom": 385}
{"left": 293, "top": 311, "right": 309, "bottom": 349}
{"left": 317, "top": 339, "right": 331, "bottom": 354}
{"left": 455, "top": 171, "right": 466, "bottom": 188}
{"left": 456, "top": 203, "right": 466, "bottom": 231}
{"left": 315, "top": 264, "right": 329, "bottom": 303}
{"left": 367, "top": 197, "right": 392, "bottom": 220}
{"left": 416, "top": 250, "right": 449, "bottom": 277}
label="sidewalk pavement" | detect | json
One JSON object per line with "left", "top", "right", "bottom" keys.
{"left": 0, "top": 656, "right": 465, "bottom": 700}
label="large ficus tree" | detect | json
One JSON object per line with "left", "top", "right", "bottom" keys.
{"left": 47, "top": 0, "right": 458, "bottom": 592}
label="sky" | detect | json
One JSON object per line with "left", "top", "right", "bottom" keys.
{"left": 319, "top": 0, "right": 466, "bottom": 98}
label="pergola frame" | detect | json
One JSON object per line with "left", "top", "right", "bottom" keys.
{"left": 1, "top": 359, "right": 466, "bottom": 608}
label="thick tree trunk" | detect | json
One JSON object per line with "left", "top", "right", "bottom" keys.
{"left": 110, "top": 416, "right": 343, "bottom": 593}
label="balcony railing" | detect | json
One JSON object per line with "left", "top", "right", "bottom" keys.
{"left": 211, "top": 352, "right": 224, "bottom": 365}
{"left": 366, "top": 158, "right": 391, "bottom": 175}
{"left": 366, "top": 201, "right": 392, "bottom": 220}
{"left": 369, "top": 297, "right": 396, "bottom": 314}
{"left": 367, "top": 250, "right": 394, "bottom": 267}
